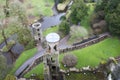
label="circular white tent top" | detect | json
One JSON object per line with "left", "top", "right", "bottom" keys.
{"left": 32, "top": 22, "right": 41, "bottom": 29}
{"left": 46, "top": 33, "right": 60, "bottom": 43}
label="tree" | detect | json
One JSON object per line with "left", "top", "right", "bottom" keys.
{"left": 95, "top": 0, "right": 120, "bottom": 35}
{"left": 62, "top": 54, "right": 77, "bottom": 68}
{"left": 105, "top": 1, "right": 120, "bottom": 36}
{"left": 59, "top": 0, "right": 66, "bottom": 3}
{"left": 17, "top": 27, "right": 32, "bottom": 46}
{"left": 69, "top": 0, "right": 88, "bottom": 24}
{"left": 1, "top": 20, "right": 17, "bottom": 62}
{"left": 3, "top": 0, "right": 10, "bottom": 17}
{"left": 59, "top": 21, "right": 70, "bottom": 36}
{"left": 9, "top": 0, "right": 28, "bottom": 27}
{"left": 8, "top": 1, "right": 34, "bottom": 48}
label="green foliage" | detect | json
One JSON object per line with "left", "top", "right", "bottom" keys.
{"left": 69, "top": 0, "right": 88, "bottom": 24}
{"left": 17, "top": 27, "right": 32, "bottom": 46}
{"left": 106, "top": 12, "right": 120, "bottom": 35}
{"left": 69, "top": 26, "right": 88, "bottom": 43}
{"left": 106, "top": 3, "right": 120, "bottom": 35}
{"left": 59, "top": 21, "right": 70, "bottom": 36}
{"left": 9, "top": 0, "right": 28, "bottom": 26}
{"left": 59, "top": 0, "right": 65, "bottom": 3}
{"left": 81, "top": 3, "right": 95, "bottom": 30}
{"left": 25, "top": 39, "right": 35, "bottom": 50}
{"left": 95, "top": 0, "right": 120, "bottom": 35}
{"left": 84, "top": 0, "right": 95, "bottom": 3}
{"left": 95, "top": 0, "right": 107, "bottom": 12}
{"left": 4, "top": 74, "right": 16, "bottom": 80}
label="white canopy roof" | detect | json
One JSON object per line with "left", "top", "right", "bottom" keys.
{"left": 46, "top": 33, "right": 60, "bottom": 43}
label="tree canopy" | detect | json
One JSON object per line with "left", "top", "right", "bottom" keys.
{"left": 69, "top": 0, "right": 88, "bottom": 24}
{"left": 95, "top": 0, "right": 120, "bottom": 35}
{"left": 59, "top": 21, "right": 70, "bottom": 36}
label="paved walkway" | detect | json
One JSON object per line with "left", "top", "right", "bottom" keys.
{"left": 59, "top": 35, "right": 71, "bottom": 49}
{"left": 15, "top": 49, "right": 45, "bottom": 77}
{"left": 15, "top": 35, "right": 69, "bottom": 77}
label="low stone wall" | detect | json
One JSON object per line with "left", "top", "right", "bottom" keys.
{"left": 18, "top": 33, "right": 110, "bottom": 78}
{"left": 20, "top": 56, "right": 43, "bottom": 77}
{"left": 60, "top": 66, "right": 100, "bottom": 74}
{"left": 60, "top": 33, "right": 110, "bottom": 53}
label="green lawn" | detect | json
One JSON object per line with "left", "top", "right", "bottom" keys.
{"left": 24, "top": 63, "right": 44, "bottom": 79}
{"left": 43, "top": 26, "right": 59, "bottom": 36}
{"left": 24, "top": 37, "right": 120, "bottom": 78}
{"left": 61, "top": 37, "right": 120, "bottom": 68}
{"left": 11, "top": 48, "right": 37, "bottom": 74}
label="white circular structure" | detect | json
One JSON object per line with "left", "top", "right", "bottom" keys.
{"left": 46, "top": 33, "right": 60, "bottom": 43}
{"left": 32, "top": 22, "right": 41, "bottom": 29}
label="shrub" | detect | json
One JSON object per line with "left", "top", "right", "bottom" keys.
{"left": 62, "top": 54, "right": 78, "bottom": 68}
{"left": 25, "top": 39, "right": 35, "bottom": 50}
{"left": 59, "top": 21, "right": 70, "bottom": 37}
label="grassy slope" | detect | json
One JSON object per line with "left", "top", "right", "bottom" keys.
{"left": 11, "top": 48, "right": 37, "bottom": 74}
{"left": 43, "top": 26, "right": 59, "bottom": 36}
{"left": 24, "top": 37, "right": 120, "bottom": 78}
{"left": 60, "top": 37, "right": 120, "bottom": 68}
{"left": 24, "top": 63, "right": 44, "bottom": 79}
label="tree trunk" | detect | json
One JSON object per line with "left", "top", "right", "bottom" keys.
{"left": 4, "top": 0, "right": 10, "bottom": 17}
{"left": 2, "top": 30, "right": 17, "bottom": 62}
{"left": 2, "top": 30, "right": 8, "bottom": 45}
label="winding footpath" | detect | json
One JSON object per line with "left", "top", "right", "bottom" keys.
{"left": 15, "top": 35, "right": 70, "bottom": 77}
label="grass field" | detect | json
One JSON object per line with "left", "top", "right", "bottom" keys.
{"left": 61, "top": 37, "right": 120, "bottom": 68}
{"left": 24, "top": 37, "right": 120, "bottom": 78}
{"left": 11, "top": 48, "right": 37, "bottom": 74}
{"left": 43, "top": 26, "right": 59, "bottom": 36}
{"left": 24, "top": 63, "right": 44, "bottom": 79}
